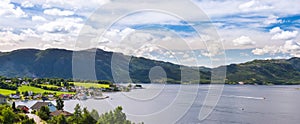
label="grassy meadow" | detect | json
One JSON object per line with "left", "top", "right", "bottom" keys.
{"left": 71, "top": 82, "right": 110, "bottom": 88}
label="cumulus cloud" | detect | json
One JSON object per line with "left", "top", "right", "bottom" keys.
{"left": 238, "top": 0, "right": 273, "bottom": 12}
{"left": 0, "top": 0, "right": 27, "bottom": 18}
{"left": 264, "top": 15, "right": 282, "bottom": 25}
{"left": 20, "top": 28, "right": 39, "bottom": 38}
{"left": 21, "top": 1, "right": 34, "bottom": 8}
{"left": 252, "top": 40, "right": 300, "bottom": 57}
{"left": 253, "top": 26, "right": 300, "bottom": 57}
{"left": 105, "top": 28, "right": 136, "bottom": 41}
{"left": 232, "top": 36, "right": 255, "bottom": 46}
{"left": 270, "top": 27, "right": 298, "bottom": 40}
{"left": 43, "top": 0, "right": 110, "bottom": 10}
{"left": 37, "top": 18, "right": 83, "bottom": 34}
{"left": 282, "top": 40, "right": 300, "bottom": 57}
{"left": 269, "top": 27, "right": 282, "bottom": 34}
{"left": 44, "top": 8, "right": 74, "bottom": 16}
{"left": 0, "top": 30, "right": 24, "bottom": 46}
{"left": 32, "top": 16, "right": 47, "bottom": 22}
{"left": 252, "top": 46, "right": 280, "bottom": 55}
{"left": 201, "top": 42, "right": 224, "bottom": 57}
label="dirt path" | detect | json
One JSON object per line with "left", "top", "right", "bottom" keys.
{"left": 26, "top": 114, "right": 44, "bottom": 124}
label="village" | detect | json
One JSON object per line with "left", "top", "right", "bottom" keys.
{"left": 0, "top": 77, "right": 143, "bottom": 123}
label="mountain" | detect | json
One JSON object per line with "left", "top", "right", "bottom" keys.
{"left": 225, "top": 58, "right": 300, "bottom": 85}
{"left": 0, "top": 48, "right": 209, "bottom": 84}
{"left": 0, "top": 48, "right": 300, "bottom": 85}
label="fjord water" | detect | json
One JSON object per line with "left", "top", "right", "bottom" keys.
{"left": 16, "top": 85, "right": 300, "bottom": 123}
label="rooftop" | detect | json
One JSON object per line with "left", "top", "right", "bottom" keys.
{"left": 30, "top": 102, "right": 53, "bottom": 110}
{"left": 50, "top": 110, "right": 73, "bottom": 116}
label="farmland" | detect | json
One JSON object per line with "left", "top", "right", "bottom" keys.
{"left": 18, "top": 86, "right": 75, "bottom": 95}
{"left": 71, "top": 82, "right": 110, "bottom": 88}
{"left": 0, "top": 89, "right": 16, "bottom": 95}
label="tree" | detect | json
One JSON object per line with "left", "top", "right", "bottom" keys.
{"left": 1, "top": 107, "right": 17, "bottom": 124}
{"left": 23, "top": 91, "right": 29, "bottom": 96}
{"left": 90, "top": 109, "right": 100, "bottom": 121}
{"left": 80, "top": 107, "right": 97, "bottom": 124}
{"left": 48, "top": 114, "right": 67, "bottom": 124}
{"left": 97, "top": 106, "right": 132, "bottom": 124}
{"left": 37, "top": 106, "right": 50, "bottom": 120}
{"left": 71, "top": 104, "right": 82, "bottom": 124}
{"left": 56, "top": 98, "right": 64, "bottom": 110}
{"left": 12, "top": 102, "right": 16, "bottom": 112}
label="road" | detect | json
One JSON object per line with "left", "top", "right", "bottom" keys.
{"left": 26, "top": 114, "right": 44, "bottom": 124}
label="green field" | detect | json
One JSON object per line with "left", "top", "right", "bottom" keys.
{"left": 40, "top": 84, "right": 60, "bottom": 88}
{"left": 18, "top": 86, "right": 75, "bottom": 95}
{"left": 71, "top": 82, "right": 110, "bottom": 88}
{"left": 0, "top": 89, "right": 16, "bottom": 95}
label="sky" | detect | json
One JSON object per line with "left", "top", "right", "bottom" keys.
{"left": 0, "top": 0, "right": 299, "bottom": 67}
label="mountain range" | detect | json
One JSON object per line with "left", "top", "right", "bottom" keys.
{"left": 0, "top": 48, "right": 300, "bottom": 85}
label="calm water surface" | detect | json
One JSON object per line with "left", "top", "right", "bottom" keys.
{"left": 16, "top": 85, "right": 300, "bottom": 124}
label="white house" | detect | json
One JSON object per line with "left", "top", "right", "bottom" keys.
{"left": 10, "top": 94, "right": 20, "bottom": 99}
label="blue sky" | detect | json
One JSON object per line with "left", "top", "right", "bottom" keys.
{"left": 0, "top": 0, "right": 299, "bottom": 67}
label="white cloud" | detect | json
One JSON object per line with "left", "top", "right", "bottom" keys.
{"left": 44, "top": 8, "right": 74, "bottom": 16}
{"left": 252, "top": 46, "right": 280, "bottom": 55}
{"left": 264, "top": 15, "right": 282, "bottom": 25}
{"left": 201, "top": 42, "right": 224, "bottom": 57}
{"left": 0, "top": 31, "right": 24, "bottom": 46}
{"left": 282, "top": 40, "right": 300, "bottom": 57}
{"left": 0, "top": 0, "right": 27, "bottom": 18}
{"left": 238, "top": 0, "right": 273, "bottom": 12}
{"left": 269, "top": 27, "right": 282, "bottom": 34}
{"left": 44, "top": 0, "right": 110, "bottom": 10}
{"left": 21, "top": 1, "right": 34, "bottom": 8}
{"left": 20, "top": 28, "right": 39, "bottom": 38}
{"left": 116, "top": 12, "right": 181, "bottom": 25}
{"left": 232, "top": 36, "right": 255, "bottom": 46}
{"left": 105, "top": 28, "right": 136, "bottom": 41}
{"left": 252, "top": 40, "right": 300, "bottom": 57}
{"left": 31, "top": 16, "right": 47, "bottom": 22}
{"left": 37, "top": 18, "right": 83, "bottom": 34}
{"left": 42, "top": 4, "right": 52, "bottom": 9}
{"left": 270, "top": 27, "right": 298, "bottom": 40}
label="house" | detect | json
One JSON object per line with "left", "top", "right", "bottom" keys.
{"left": 21, "top": 81, "right": 30, "bottom": 85}
{"left": 10, "top": 94, "right": 21, "bottom": 99}
{"left": 238, "top": 81, "right": 245, "bottom": 85}
{"left": 17, "top": 105, "right": 29, "bottom": 113}
{"left": 33, "top": 94, "right": 42, "bottom": 99}
{"left": 60, "top": 87, "right": 68, "bottom": 92}
{"left": 5, "top": 80, "right": 11, "bottom": 83}
{"left": 50, "top": 110, "right": 72, "bottom": 117}
{"left": 0, "top": 94, "right": 7, "bottom": 104}
{"left": 48, "top": 94, "right": 54, "bottom": 98}
{"left": 76, "top": 93, "right": 87, "bottom": 100}
{"left": 60, "top": 94, "right": 73, "bottom": 100}
{"left": 31, "top": 102, "right": 57, "bottom": 112}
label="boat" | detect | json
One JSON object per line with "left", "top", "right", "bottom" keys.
{"left": 76, "top": 93, "right": 87, "bottom": 100}
{"left": 94, "top": 96, "right": 109, "bottom": 100}
{"left": 93, "top": 90, "right": 109, "bottom": 100}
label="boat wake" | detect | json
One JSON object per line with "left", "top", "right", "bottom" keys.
{"left": 222, "top": 95, "right": 266, "bottom": 100}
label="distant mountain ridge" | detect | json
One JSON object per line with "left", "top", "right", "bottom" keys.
{"left": 225, "top": 57, "right": 300, "bottom": 85}
{"left": 0, "top": 48, "right": 209, "bottom": 84}
{"left": 0, "top": 48, "right": 300, "bottom": 85}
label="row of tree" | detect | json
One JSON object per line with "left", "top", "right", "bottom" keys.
{"left": 0, "top": 81, "right": 18, "bottom": 90}
{"left": 37, "top": 103, "right": 138, "bottom": 124}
